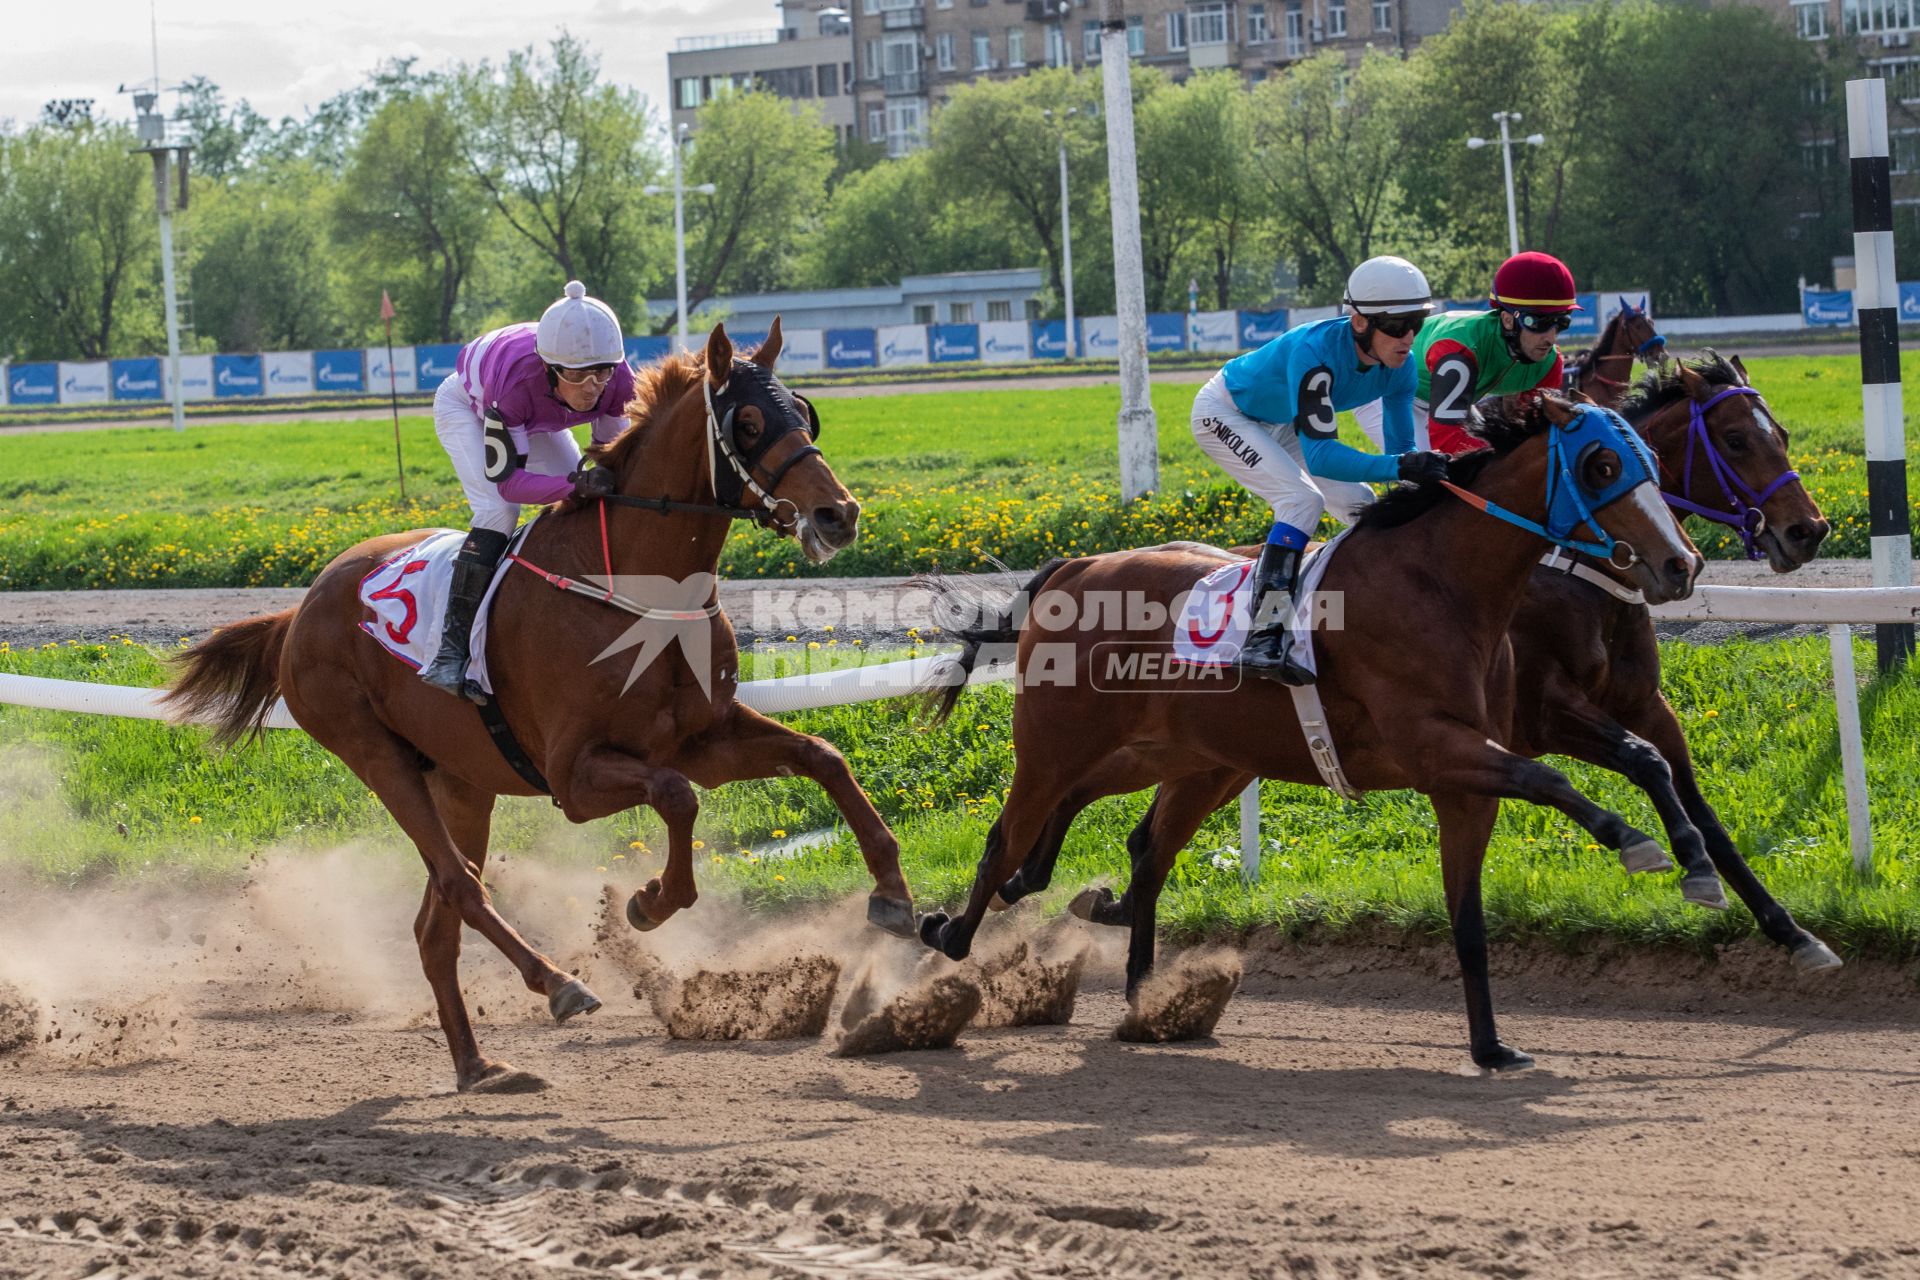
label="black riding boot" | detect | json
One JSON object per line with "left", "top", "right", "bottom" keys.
{"left": 420, "top": 527, "right": 511, "bottom": 701}
{"left": 1237, "top": 540, "right": 1315, "bottom": 686}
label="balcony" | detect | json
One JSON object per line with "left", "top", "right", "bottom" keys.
{"left": 1026, "top": 0, "right": 1071, "bottom": 21}
{"left": 882, "top": 5, "right": 925, "bottom": 29}
{"left": 883, "top": 69, "right": 924, "bottom": 95}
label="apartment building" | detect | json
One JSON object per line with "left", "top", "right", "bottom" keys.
{"left": 847, "top": 0, "right": 1459, "bottom": 155}
{"left": 668, "top": 3, "right": 859, "bottom": 142}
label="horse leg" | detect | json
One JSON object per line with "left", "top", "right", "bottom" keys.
{"left": 1624, "top": 696, "right": 1841, "bottom": 971}
{"left": 993, "top": 751, "right": 1178, "bottom": 910}
{"left": 1432, "top": 791, "right": 1532, "bottom": 1073}
{"left": 328, "top": 717, "right": 586, "bottom": 1018}
{"left": 1069, "top": 769, "right": 1250, "bottom": 935}
{"left": 1118, "top": 769, "right": 1239, "bottom": 999}
{"left": 561, "top": 746, "right": 702, "bottom": 931}
{"left": 674, "top": 706, "right": 914, "bottom": 937}
{"left": 1534, "top": 690, "right": 1725, "bottom": 907}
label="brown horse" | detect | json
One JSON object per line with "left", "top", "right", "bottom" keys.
{"left": 1567, "top": 297, "right": 1665, "bottom": 407}
{"left": 921, "top": 394, "right": 1702, "bottom": 1072}
{"left": 991, "top": 354, "right": 1841, "bottom": 973}
{"left": 164, "top": 320, "right": 916, "bottom": 1093}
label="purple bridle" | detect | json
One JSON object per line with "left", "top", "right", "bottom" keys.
{"left": 1660, "top": 385, "right": 1799, "bottom": 560}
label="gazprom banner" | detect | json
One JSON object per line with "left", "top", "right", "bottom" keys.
{"left": 1030, "top": 319, "right": 1072, "bottom": 359}
{"left": 1146, "top": 312, "right": 1187, "bottom": 353}
{"left": 264, "top": 351, "right": 314, "bottom": 397}
{"left": 1803, "top": 290, "right": 1853, "bottom": 327}
{"left": 980, "top": 320, "right": 1029, "bottom": 362}
{"left": 1900, "top": 282, "right": 1920, "bottom": 323}
{"left": 1080, "top": 315, "right": 1122, "bottom": 359}
{"left": 1237, "top": 310, "right": 1288, "bottom": 348}
{"left": 625, "top": 335, "right": 672, "bottom": 368}
{"left": 366, "top": 345, "right": 416, "bottom": 393}
{"left": 777, "top": 327, "right": 825, "bottom": 374}
{"left": 112, "top": 357, "right": 164, "bottom": 401}
{"left": 826, "top": 328, "right": 877, "bottom": 369}
{"left": 1188, "top": 310, "right": 1238, "bottom": 353}
{"left": 877, "top": 324, "right": 929, "bottom": 368}
{"left": 8, "top": 363, "right": 58, "bottom": 405}
{"left": 314, "top": 350, "right": 365, "bottom": 393}
{"left": 415, "top": 343, "right": 460, "bottom": 389}
{"left": 213, "top": 354, "right": 264, "bottom": 399}
{"left": 931, "top": 324, "right": 979, "bottom": 363}
{"left": 172, "top": 354, "right": 214, "bottom": 401}
{"left": 59, "top": 361, "right": 111, "bottom": 405}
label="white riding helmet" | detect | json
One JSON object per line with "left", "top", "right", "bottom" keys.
{"left": 536, "top": 280, "right": 624, "bottom": 367}
{"left": 1343, "top": 256, "right": 1438, "bottom": 317}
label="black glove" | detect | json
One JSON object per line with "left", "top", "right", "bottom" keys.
{"left": 569, "top": 467, "right": 618, "bottom": 500}
{"left": 1396, "top": 450, "right": 1450, "bottom": 486}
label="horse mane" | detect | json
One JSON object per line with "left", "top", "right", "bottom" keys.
{"left": 1613, "top": 350, "right": 1741, "bottom": 426}
{"left": 1351, "top": 396, "right": 1551, "bottom": 532}
{"left": 581, "top": 349, "right": 708, "bottom": 476}
{"left": 1568, "top": 308, "right": 1621, "bottom": 379}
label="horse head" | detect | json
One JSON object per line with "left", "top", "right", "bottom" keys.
{"left": 1616, "top": 296, "right": 1667, "bottom": 367}
{"left": 1638, "top": 356, "right": 1829, "bottom": 572}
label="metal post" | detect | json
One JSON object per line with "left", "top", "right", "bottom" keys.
{"left": 1496, "top": 111, "right": 1520, "bottom": 257}
{"left": 672, "top": 124, "right": 691, "bottom": 356}
{"left": 1238, "top": 780, "right": 1261, "bottom": 884}
{"left": 1098, "top": 0, "right": 1159, "bottom": 502}
{"left": 1828, "top": 624, "right": 1874, "bottom": 874}
{"left": 153, "top": 150, "right": 185, "bottom": 433}
{"left": 1058, "top": 134, "right": 1077, "bottom": 360}
{"left": 1846, "top": 77, "right": 1916, "bottom": 673}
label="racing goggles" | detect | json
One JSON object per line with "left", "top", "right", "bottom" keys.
{"left": 552, "top": 362, "right": 619, "bottom": 385}
{"left": 1514, "top": 310, "right": 1575, "bottom": 334}
{"left": 1368, "top": 313, "right": 1426, "bottom": 339}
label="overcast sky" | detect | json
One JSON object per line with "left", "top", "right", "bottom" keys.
{"left": 0, "top": 0, "right": 776, "bottom": 137}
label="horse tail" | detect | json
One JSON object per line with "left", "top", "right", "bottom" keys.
{"left": 160, "top": 609, "right": 296, "bottom": 747}
{"left": 918, "top": 557, "right": 1070, "bottom": 724}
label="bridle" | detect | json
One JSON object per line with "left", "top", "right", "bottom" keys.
{"left": 1579, "top": 304, "right": 1667, "bottom": 390}
{"left": 1658, "top": 384, "right": 1798, "bottom": 562}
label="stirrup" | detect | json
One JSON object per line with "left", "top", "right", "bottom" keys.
{"left": 1238, "top": 628, "right": 1315, "bottom": 686}
{"left": 420, "top": 649, "right": 472, "bottom": 698}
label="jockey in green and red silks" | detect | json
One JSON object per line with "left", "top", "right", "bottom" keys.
{"left": 420, "top": 280, "right": 635, "bottom": 699}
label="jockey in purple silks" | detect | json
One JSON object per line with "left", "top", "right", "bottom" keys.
{"left": 420, "top": 280, "right": 636, "bottom": 699}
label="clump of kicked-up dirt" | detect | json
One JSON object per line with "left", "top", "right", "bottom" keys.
{"left": 1116, "top": 949, "right": 1242, "bottom": 1043}
{"left": 969, "top": 933, "right": 1088, "bottom": 1028}
{"left": 833, "top": 952, "right": 981, "bottom": 1058}
{"left": 0, "top": 982, "right": 39, "bottom": 1055}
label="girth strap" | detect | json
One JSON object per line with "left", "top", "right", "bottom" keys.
{"left": 474, "top": 695, "right": 555, "bottom": 799}
{"left": 1289, "top": 682, "right": 1362, "bottom": 802}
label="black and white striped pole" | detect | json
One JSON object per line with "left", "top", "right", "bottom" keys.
{"left": 1848, "top": 77, "right": 1916, "bottom": 673}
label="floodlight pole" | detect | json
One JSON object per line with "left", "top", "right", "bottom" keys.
{"left": 644, "top": 122, "right": 717, "bottom": 353}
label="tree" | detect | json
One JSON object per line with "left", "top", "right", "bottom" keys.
{"left": 1137, "top": 71, "right": 1261, "bottom": 309}
{"left": 170, "top": 78, "right": 275, "bottom": 180}
{"left": 0, "top": 123, "right": 159, "bottom": 360}
{"left": 927, "top": 68, "right": 1104, "bottom": 309}
{"left": 455, "top": 34, "right": 662, "bottom": 316}
{"left": 670, "top": 88, "right": 837, "bottom": 329}
{"left": 335, "top": 88, "right": 494, "bottom": 341}
{"left": 186, "top": 161, "right": 348, "bottom": 351}
{"left": 1250, "top": 51, "right": 1416, "bottom": 302}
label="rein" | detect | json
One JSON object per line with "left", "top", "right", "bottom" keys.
{"left": 1659, "top": 385, "right": 1797, "bottom": 561}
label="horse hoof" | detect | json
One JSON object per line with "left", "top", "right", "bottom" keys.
{"left": 1067, "top": 887, "right": 1112, "bottom": 922}
{"left": 867, "top": 894, "right": 918, "bottom": 939}
{"left": 1792, "top": 936, "right": 1844, "bottom": 973}
{"left": 918, "top": 910, "right": 951, "bottom": 950}
{"left": 549, "top": 979, "right": 602, "bottom": 1024}
{"left": 1618, "top": 840, "right": 1675, "bottom": 875}
{"left": 1463, "top": 1043, "right": 1535, "bottom": 1076}
{"left": 626, "top": 892, "right": 663, "bottom": 932}
{"left": 460, "top": 1062, "right": 549, "bottom": 1094}
{"left": 1681, "top": 875, "right": 1728, "bottom": 911}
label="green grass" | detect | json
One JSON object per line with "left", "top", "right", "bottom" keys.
{"left": 3, "top": 353, "right": 1914, "bottom": 590}
{"left": 3, "top": 635, "right": 1916, "bottom": 962}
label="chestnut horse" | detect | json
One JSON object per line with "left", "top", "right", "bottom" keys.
{"left": 1566, "top": 297, "right": 1666, "bottom": 407}
{"left": 165, "top": 321, "right": 916, "bottom": 1092}
{"left": 990, "top": 354, "right": 1840, "bottom": 975}
{"left": 921, "top": 395, "right": 1702, "bottom": 1072}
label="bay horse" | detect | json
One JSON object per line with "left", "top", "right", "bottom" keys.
{"left": 990, "top": 354, "right": 1840, "bottom": 975}
{"left": 1567, "top": 297, "right": 1665, "bottom": 407}
{"left": 920, "top": 395, "right": 1702, "bottom": 1072}
{"left": 164, "top": 320, "right": 917, "bottom": 1093}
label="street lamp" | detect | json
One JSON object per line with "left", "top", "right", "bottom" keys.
{"left": 1466, "top": 111, "right": 1544, "bottom": 257}
{"left": 1042, "top": 106, "right": 1078, "bottom": 359}
{"left": 643, "top": 122, "right": 717, "bottom": 354}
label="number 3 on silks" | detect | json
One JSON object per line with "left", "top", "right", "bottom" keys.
{"left": 1295, "top": 366, "right": 1337, "bottom": 440}
{"left": 483, "top": 413, "right": 524, "bottom": 483}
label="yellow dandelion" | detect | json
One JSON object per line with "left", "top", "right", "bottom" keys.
{"left": 692, "top": 839, "right": 705, "bottom": 849}
{"left": 1704, "top": 709, "right": 1720, "bottom": 719}
{"left": 773, "top": 874, "right": 786, "bottom": 882}
{"left": 771, "top": 828, "right": 787, "bottom": 838}
{"left": 629, "top": 840, "right": 645, "bottom": 849}
{"left": 596, "top": 865, "right": 608, "bottom": 873}
{"left": 187, "top": 815, "right": 202, "bottom": 824}
{"left": 613, "top": 852, "right": 625, "bottom": 860}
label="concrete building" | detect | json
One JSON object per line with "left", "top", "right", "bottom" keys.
{"left": 669, "top": 2, "right": 858, "bottom": 143}
{"left": 847, "top": 0, "right": 1457, "bottom": 156}
{"left": 646, "top": 268, "right": 1045, "bottom": 331}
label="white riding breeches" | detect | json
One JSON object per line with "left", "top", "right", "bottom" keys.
{"left": 433, "top": 373, "right": 583, "bottom": 534}
{"left": 1190, "top": 372, "right": 1374, "bottom": 535}
{"left": 1351, "top": 398, "right": 1433, "bottom": 452}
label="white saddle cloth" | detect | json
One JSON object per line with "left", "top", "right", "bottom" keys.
{"left": 356, "top": 524, "right": 527, "bottom": 696}
{"left": 1171, "top": 531, "right": 1349, "bottom": 675}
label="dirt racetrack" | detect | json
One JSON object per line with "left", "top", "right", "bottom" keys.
{"left": 1, "top": 853, "right": 1917, "bottom": 1279}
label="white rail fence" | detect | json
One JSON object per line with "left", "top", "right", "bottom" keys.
{"left": 1, "top": 583, "right": 1912, "bottom": 874}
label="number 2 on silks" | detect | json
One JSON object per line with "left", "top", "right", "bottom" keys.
{"left": 483, "top": 414, "right": 524, "bottom": 483}
{"left": 1430, "top": 354, "right": 1475, "bottom": 425}
{"left": 1296, "top": 366, "right": 1337, "bottom": 439}
{"left": 369, "top": 559, "right": 430, "bottom": 645}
